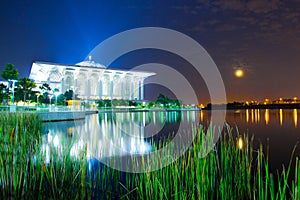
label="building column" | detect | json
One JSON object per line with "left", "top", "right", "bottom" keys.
{"left": 135, "top": 79, "right": 139, "bottom": 100}
{"left": 121, "top": 77, "right": 125, "bottom": 99}
{"left": 130, "top": 79, "right": 134, "bottom": 100}
{"left": 140, "top": 79, "right": 144, "bottom": 100}
{"left": 110, "top": 74, "right": 114, "bottom": 100}
{"left": 87, "top": 79, "right": 91, "bottom": 100}
{"left": 61, "top": 77, "right": 65, "bottom": 94}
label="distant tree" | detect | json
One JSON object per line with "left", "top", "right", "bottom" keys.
{"left": 64, "top": 90, "right": 73, "bottom": 100}
{"left": 1, "top": 63, "right": 18, "bottom": 80}
{"left": 57, "top": 94, "right": 66, "bottom": 105}
{"left": 156, "top": 93, "right": 170, "bottom": 107}
{"left": 38, "top": 83, "right": 52, "bottom": 104}
{"left": 0, "top": 83, "right": 8, "bottom": 104}
{"left": 53, "top": 88, "right": 59, "bottom": 94}
{"left": 15, "top": 78, "right": 37, "bottom": 102}
{"left": 39, "top": 83, "right": 51, "bottom": 92}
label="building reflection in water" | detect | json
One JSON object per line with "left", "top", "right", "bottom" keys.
{"left": 243, "top": 108, "right": 299, "bottom": 127}
{"left": 251, "top": 109, "right": 254, "bottom": 123}
{"left": 200, "top": 110, "right": 204, "bottom": 122}
{"left": 237, "top": 136, "right": 245, "bottom": 150}
{"left": 294, "top": 109, "right": 298, "bottom": 128}
{"left": 246, "top": 109, "right": 249, "bottom": 123}
{"left": 279, "top": 109, "right": 283, "bottom": 126}
{"left": 265, "top": 109, "right": 270, "bottom": 125}
{"left": 41, "top": 111, "right": 196, "bottom": 163}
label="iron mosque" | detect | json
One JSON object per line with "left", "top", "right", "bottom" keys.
{"left": 29, "top": 57, "right": 155, "bottom": 101}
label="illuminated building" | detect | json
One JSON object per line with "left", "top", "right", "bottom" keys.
{"left": 29, "top": 58, "right": 155, "bottom": 100}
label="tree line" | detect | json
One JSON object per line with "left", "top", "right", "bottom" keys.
{"left": 0, "top": 63, "right": 74, "bottom": 105}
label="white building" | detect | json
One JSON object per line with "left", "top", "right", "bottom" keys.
{"left": 29, "top": 59, "right": 155, "bottom": 100}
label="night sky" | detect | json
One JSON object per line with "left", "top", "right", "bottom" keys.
{"left": 1, "top": 0, "right": 300, "bottom": 103}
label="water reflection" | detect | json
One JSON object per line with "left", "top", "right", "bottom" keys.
{"left": 279, "top": 109, "right": 283, "bottom": 126}
{"left": 237, "top": 136, "right": 245, "bottom": 150}
{"left": 41, "top": 111, "right": 196, "bottom": 162}
{"left": 240, "top": 109, "right": 300, "bottom": 127}
{"left": 40, "top": 109, "right": 300, "bottom": 166}
{"left": 294, "top": 109, "right": 298, "bottom": 128}
{"left": 265, "top": 109, "right": 270, "bottom": 125}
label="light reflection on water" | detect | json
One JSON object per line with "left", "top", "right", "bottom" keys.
{"left": 41, "top": 111, "right": 198, "bottom": 163}
{"left": 41, "top": 109, "right": 300, "bottom": 170}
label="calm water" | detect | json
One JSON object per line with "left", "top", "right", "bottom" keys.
{"left": 42, "top": 109, "right": 300, "bottom": 172}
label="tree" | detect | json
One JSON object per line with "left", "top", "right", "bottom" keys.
{"left": 39, "top": 83, "right": 51, "bottom": 92}
{"left": 39, "top": 83, "right": 52, "bottom": 104}
{"left": 64, "top": 90, "right": 74, "bottom": 100}
{"left": 15, "top": 78, "right": 37, "bottom": 102}
{"left": 1, "top": 63, "right": 18, "bottom": 80}
{"left": 156, "top": 93, "right": 170, "bottom": 107}
{"left": 0, "top": 83, "right": 8, "bottom": 104}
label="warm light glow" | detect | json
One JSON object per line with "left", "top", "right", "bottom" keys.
{"left": 235, "top": 69, "right": 244, "bottom": 78}
{"left": 265, "top": 109, "right": 270, "bottom": 125}
{"left": 279, "top": 109, "right": 283, "bottom": 126}
{"left": 293, "top": 109, "right": 298, "bottom": 128}
{"left": 237, "top": 137, "right": 245, "bottom": 150}
{"left": 264, "top": 98, "right": 269, "bottom": 105}
{"left": 200, "top": 110, "right": 204, "bottom": 122}
{"left": 246, "top": 109, "right": 249, "bottom": 123}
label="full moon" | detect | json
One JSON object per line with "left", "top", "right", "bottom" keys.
{"left": 234, "top": 69, "right": 244, "bottom": 78}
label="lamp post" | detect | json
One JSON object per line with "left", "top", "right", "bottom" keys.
{"left": 48, "top": 94, "right": 53, "bottom": 111}
{"left": 35, "top": 92, "right": 40, "bottom": 107}
{"left": 8, "top": 79, "right": 18, "bottom": 112}
{"left": 54, "top": 91, "right": 59, "bottom": 106}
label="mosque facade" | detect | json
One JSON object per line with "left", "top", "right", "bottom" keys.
{"left": 29, "top": 59, "right": 155, "bottom": 100}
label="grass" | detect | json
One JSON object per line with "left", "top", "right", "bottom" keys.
{"left": 0, "top": 112, "right": 300, "bottom": 199}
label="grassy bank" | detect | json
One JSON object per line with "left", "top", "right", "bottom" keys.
{"left": 0, "top": 113, "right": 299, "bottom": 199}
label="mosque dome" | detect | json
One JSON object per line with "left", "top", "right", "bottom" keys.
{"left": 76, "top": 56, "right": 106, "bottom": 68}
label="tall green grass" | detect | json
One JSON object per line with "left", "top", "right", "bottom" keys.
{"left": 0, "top": 113, "right": 299, "bottom": 199}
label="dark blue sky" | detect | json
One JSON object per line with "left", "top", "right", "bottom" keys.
{"left": 1, "top": 0, "right": 300, "bottom": 103}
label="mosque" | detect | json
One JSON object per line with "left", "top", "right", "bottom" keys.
{"left": 29, "top": 57, "right": 155, "bottom": 100}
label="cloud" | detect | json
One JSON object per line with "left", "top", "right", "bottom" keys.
{"left": 216, "top": 0, "right": 281, "bottom": 13}
{"left": 219, "top": 40, "right": 231, "bottom": 45}
{"left": 188, "top": 25, "right": 207, "bottom": 32}
{"left": 221, "top": 0, "right": 245, "bottom": 11}
{"left": 215, "top": 24, "right": 237, "bottom": 31}
{"left": 246, "top": 0, "right": 281, "bottom": 13}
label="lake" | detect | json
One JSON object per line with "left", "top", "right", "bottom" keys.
{"left": 41, "top": 109, "right": 300, "bottom": 173}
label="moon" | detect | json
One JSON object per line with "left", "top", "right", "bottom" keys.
{"left": 234, "top": 69, "right": 244, "bottom": 78}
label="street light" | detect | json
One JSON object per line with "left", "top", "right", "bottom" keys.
{"left": 35, "top": 92, "right": 40, "bottom": 107}
{"left": 54, "top": 91, "right": 60, "bottom": 106}
{"left": 48, "top": 94, "right": 53, "bottom": 111}
{"left": 8, "top": 79, "right": 18, "bottom": 112}
{"left": 8, "top": 79, "right": 17, "bottom": 105}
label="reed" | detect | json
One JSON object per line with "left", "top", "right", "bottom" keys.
{"left": 0, "top": 113, "right": 299, "bottom": 199}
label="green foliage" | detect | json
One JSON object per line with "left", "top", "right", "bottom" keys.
{"left": 96, "top": 99, "right": 112, "bottom": 108}
{"left": 1, "top": 63, "right": 18, "bottom": 80}
{"left": 0, "top": 115, "right": 300, "bottom": 199}
{"left": 15, "top": 78, "right": 37, "bottom": 102}
{"left": 53, "top": 88, "right": 59, "bottom": 93}
{"left": 39, "top": 83, "right": 51, "bottom": 92}
{"left": 0, "top": 83, "right": 8, "bottom": 104}
{"left": 64, "top": 90, "right": 73, "bottom": 100}
{"left": 155, "top": 93, "right": 182, "bottom": 108}
{"left": 0, "top": 113, "right": 42, "bottom": 198}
